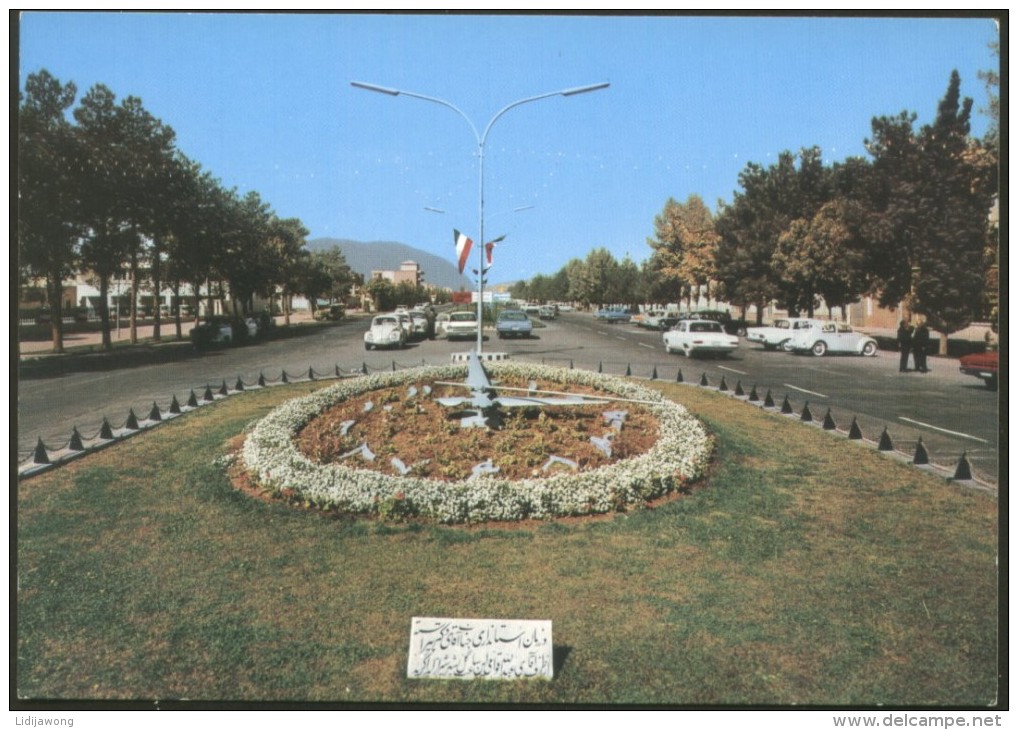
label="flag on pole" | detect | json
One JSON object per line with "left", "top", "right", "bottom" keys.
{"left": 454, "top": 229, "right": 473, "bottom": 274}
{"left": 484, "top": 234, "right": 506, "bottom": 269}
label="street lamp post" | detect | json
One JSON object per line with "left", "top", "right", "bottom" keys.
{"left": 352, "top": 81, "right": 609, "bottom": 353}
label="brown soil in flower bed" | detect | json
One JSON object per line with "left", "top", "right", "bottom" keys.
{"left": 293, "top": 376, "right": 660, "bottom": 481}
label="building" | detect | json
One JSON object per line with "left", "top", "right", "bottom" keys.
{"left": 370, "top": 260, "right": 423, "bottom": 287}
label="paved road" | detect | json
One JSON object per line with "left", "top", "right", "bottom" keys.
{"left": 17, "top": 311, "right": 1000, "bottom": 484}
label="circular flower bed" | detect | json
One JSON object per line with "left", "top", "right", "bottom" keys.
{"left": 241, "top": 362, "right": 714, "bottom": 524}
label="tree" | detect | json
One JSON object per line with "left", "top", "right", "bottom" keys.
{"left": 573, "top": 248, "right": 620, "bottom": 308}
{"left": 864, "top": 71, "right": 995, "bottom": 352}
{"left": 365, "top": 277, "right": 396, "bottom": 313}
{"left": 18, "top": 70, "right": 80, "bottom": 353}
{"left": 714, "top": 147, "right": 832, "bottom": 321}
{"left": 309, "top": 246, "right": 356, "bottom": 303}
{"left": 773, "top": 199, "right": 867, "bottom": 318}
{"left": 74, "top": 84, "right": 140, "bottom": 350}
{"left": 647, "top": 195, "right": 719, "bottom": 307}
{"left": 114, "top": 95, "right": 177, "bottom": 344}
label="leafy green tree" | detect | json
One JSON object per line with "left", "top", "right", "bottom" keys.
{"left": 219, "top": 190, "right": 274, "bottom": 315}
{"left": 115, "top": 95, "right": 177, "bottom": 343}
{"left": 864, "top": 71, "right": 995, "bottom": 352}
{"left": 73, "top": 84, "right": 140, "bottom": 350}
{"left": 715, "top": 147, "right": 830, "bottom": 322}
{"left": 286, "top": 252, "right": 332, "bottom": 323}
{"left": 310, "top": 246, "right": 356, "bottom": 303}
{"left": 573, "top": 248, "right": 620, "bottom": 308}
{"left": 365, "top": 277, "right": 396, "bottom": 312}
{"left": 773, "top": 199, "right": 867, "bottom": 318}
{"left": 18, "top": 70, "right": 80, "bottom": 353}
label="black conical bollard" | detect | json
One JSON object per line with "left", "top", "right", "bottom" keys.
{"left": 822, "top": 408, "right": 837, "bottom": 430}
{"left": 335, "top": 364, "right": 341, "bottom": 377}
{"left": 800, "top": 402, "right": 813, "bottom": 422}
{"left": 781, "top": 395, "right": 793, "bottom": 414}
{"left": 69, "top": 427, "right": 85, "bottom": 452}
{"left": 676, "top": 369, "right": 684, "bottom": 383}
{"left": 764, "top": 389, "right": 775, "bottom": 408}
{"left": 651, "top": 366, "right": 658, "bottom": 380}
{"left": 169, "top": 395, "right": 182, "bottom": 414}
{"left": 218, "top": 380, "right": 229, "bottom": 396}
{"left": 311, "top": 366, "right": 318, "bottom": 380}
{"left": 700, "top": 372, "right": 709, "bottom": 387}
{"left": 149, "top": 402, "right": 162, "bottom": 422}
{"left": 100, "top": 418, "right": 114, "bottom": 440}
{"left": 282, "top": 370, "right": 290, "bottom": 384}
{"left": 188, "top": 390, "right": 199, "bottom": 407}
{"left": 598, "top": 361, "right": 603, "bottom": 374}
{"left": 848, "top": 417, "right": 863, "bottom": 440}
{"left": 625, "top": 364, "right": 632, "bottom": 377}
{"left": 392, "top": 361, "right": 397, "bottom": 373}
{"left": 953, "top": 452, "right": 973, "bottom": 481}
{"left": 913, "top": 438, "right": 930, "bottom": 465}
{"left": 235, "top": 377, "right": 245, "bottom": 392}
{"left": 125, "top": 408, "right": 140, "bottom": 430}
{"left": 719, "top": 376, "right": 729, "bottom": 392}
{"left": 734, "top": 380, "right": 745, "bottom": 397}
{"left": 748, "top": 384, "right": 759, "bottom": 402}
{"left": 878, "top": 428, "right": 894, "bottom": 451}
{"left": 203, "top": 385, "right": 214, "bottom": 402}
{"left": 33, "top": 437, "right": 50, "bottom": 464}
{"left": 258, "top": 373, "right": 267, "bottom": 387}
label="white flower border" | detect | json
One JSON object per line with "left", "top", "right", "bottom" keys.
{"left": 241, "top": 362, "right": 714, "bottom": 524}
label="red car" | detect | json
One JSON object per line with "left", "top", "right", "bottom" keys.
{"left": 959, "top": 351, "right": 999, "bottom": 390}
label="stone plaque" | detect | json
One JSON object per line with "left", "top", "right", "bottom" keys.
{"left": 407, "top": 617, "right": 553, "bottom": 680}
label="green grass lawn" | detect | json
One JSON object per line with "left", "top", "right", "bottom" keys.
{"left": 16, "top": 379, "right": 999, "bottom": 705}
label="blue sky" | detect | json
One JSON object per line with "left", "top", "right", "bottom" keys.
{"left": 19, "top": 12, "right": 999, "bottom": 284}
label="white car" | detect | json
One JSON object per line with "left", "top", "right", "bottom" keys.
{"left": 364, "top": 314, "right": 407, "bottom": 350}
{"left": 644, "top": 310, "right": 680, "bottom": 330}
{"left": 408, "top": 311, "right": 429, "bottom": 340}
{"left": 787, "top": 321, "right": 879, "bottom": 357}
{"left": 538, "top": 305, "right": 557, "bottom": 320}
{"left": 662, "top": 319, "right": 740, "bottom": 357}
{"left": 394, "top": 311, "right": 414, "bottom": 339}
{"left": 441, "top": 310, "right": 479, "bottom": 341}
{"left": 746, "top": 318, "right": 822, "bottom": 351}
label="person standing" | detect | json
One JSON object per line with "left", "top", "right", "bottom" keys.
{"left": 897, "top": 320, "right": 913, "bottom": 372}
{"left": 913, "top": 321, "right": 931, "bottom": 372}
{"left": 425, "top": 305, "right": 437, "bottom": 341}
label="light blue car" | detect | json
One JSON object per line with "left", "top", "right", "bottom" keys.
{"left": 495, "top": 310, "right": 533, "bottom": 339}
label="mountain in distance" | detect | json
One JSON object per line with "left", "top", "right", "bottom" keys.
{"left": 306, "top": 238, "right": 473, "bottom": 291}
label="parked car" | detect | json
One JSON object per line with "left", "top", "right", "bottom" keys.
{"left": 594, "top": 308, "right": 632, "bottom": 324}
{"left": 314, "top": 304, "right": 345, "bottom": 321}
{"left": 662, "top": 319, "right": 740, "bottom": 358}
{"left": 641, "top": 309, "right": 677, "bottom": 330}
{"left": 683, "top": 310, "right": 749, "bottom": 337}
{"left": 496, "top": 309, "right": 533, "bottom": 339}
{"left": 522, "top": 304, "right": 542, "bottom": 317}
{"left": 190, "top": 319, "right": 233, "bottom": 348}
{"left": 408, "top": 311, "right": 429, "bottom": 340}
{"left": 959, "top": 351, "right": 999, "bottom": 390}
{"left": 538, "top": 305, "right": 557, "bottom": 320}
{"left": 746, "top": 318, "right": 823, "bottom": 351}
{"left": 655, "top": 316, "right": 683, "bottom": 332}
{"left": 787, "top": 321, "right": 878, "bottom": 357}
{"left": 364, "top": 314, "right": 407, "bottom": 350}
{"left": 394, "top": 311, "right": 414, "bottom": 339}
{"left": 441, "top": 310, "right": 479, "bottom": 341}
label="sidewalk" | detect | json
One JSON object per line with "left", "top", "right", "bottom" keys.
{"left": 18, "top": 312, "right": 318, "bottom": 356}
